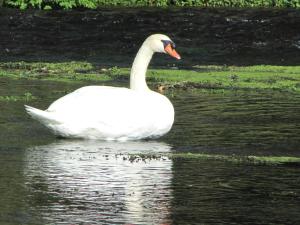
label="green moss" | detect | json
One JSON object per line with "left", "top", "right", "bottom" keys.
{"left": 145, "top": 65, "right": 300, "bottom": 92}
{"left": 1, "top": 62, "right": 300, "bottom": 93}
{"left": 0, "top": 92, "right": 37, "bottom": 102}
{"left": 247, "top": 156, "right": 300, "bottom": 164}
{"left": 0, "top": 61, "right": 113, "bottom": 82}
{"left": 126, "top": 152, "right": 300, "bottom": 165}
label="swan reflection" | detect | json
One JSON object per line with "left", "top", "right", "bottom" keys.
{"left": 25, "top": 140, "right": 173, "bottom": 224}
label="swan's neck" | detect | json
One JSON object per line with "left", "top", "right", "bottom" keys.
{"left": 130, "top": 44, "right": 153, "bottom": 91}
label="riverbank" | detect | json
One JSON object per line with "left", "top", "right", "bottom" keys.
{"left": 1, "top": 61, "right": 300, "bottom": 93}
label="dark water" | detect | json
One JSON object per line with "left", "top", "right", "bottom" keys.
{"left": 0, "top": 77, "right": 300, "bottom": 224}
{"left": 1, "top": 8, "right": 300, "bottom": 66}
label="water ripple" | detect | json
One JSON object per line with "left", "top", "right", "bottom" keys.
{"left": 24, "top": 140, "right": 173, "bottom": 225}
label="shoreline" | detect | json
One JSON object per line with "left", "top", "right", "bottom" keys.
{"left": 1, "top": 61, "right": 300, "bottom": 93}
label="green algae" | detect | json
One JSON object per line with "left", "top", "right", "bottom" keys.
{"left": 125, "top": 152, "right": 300, "bottom": 165}
{"left": 0, "top": 92, "right": 37, "bottom": 102}
{"left": 1, "top": 61, "right": 300, "bottom": 93}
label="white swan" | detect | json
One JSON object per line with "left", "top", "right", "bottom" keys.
{"left": 25, "top": 34, "right": 181, "bottom": 140}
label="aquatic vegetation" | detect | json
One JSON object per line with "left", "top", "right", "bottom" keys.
{"left": 148, "top": 65, "right": 300, "bottom": 92}
{"left": 4, "top": 0, "right": 300, "bottom": 9}
{"left": 125, "top": 152, "right": 300, "bottom": 165}
{"left": 0, "top": 92, "right": 37, "bottom": 102}
{"left": 1, "top": 62, "right": 300, "bottom": 93}
{"left": 174, "top": 0, "right": 300, "bottom": 7}
{"left": 0, "top": 61, "right": 112, "bottom": 82}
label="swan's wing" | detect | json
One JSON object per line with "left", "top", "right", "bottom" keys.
{"left": 47, "top": 86, "right": 158, "bottom": 126}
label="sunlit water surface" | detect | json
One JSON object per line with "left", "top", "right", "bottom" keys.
{"left": 0, "top": 78, "right": 300, "bottom": 224}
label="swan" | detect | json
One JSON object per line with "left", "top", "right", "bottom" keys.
{"left": 25, "top": 34, "right": 181, "bottom": 141}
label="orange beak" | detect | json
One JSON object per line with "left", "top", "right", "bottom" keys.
{"left": 164, "top": 44, "right": 181, "bottom": 60}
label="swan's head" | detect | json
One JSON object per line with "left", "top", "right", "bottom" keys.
{"left": 145, "top": 34, "right": 181, "bottom": 60}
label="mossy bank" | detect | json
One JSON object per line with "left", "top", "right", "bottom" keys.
{"left": 1, "top": 61, "right": 300, "bottom": 93}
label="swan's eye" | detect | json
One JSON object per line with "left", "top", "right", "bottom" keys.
{"left": 162, "top": 40, "right": 175, "bottom": 49}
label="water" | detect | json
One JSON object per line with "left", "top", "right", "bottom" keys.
{"left": 0, "top": 77, "right": 300, "bottom": 224}
{"left": 1, "top": 8, "right": 300, "bottom": 66}
{"left": 167, "top": 89, "right": 300, "bottom": 156}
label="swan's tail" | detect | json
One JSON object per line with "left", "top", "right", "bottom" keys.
{"left": 25, "top": 105, "right": 61, "bottom": 125}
